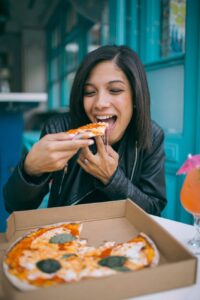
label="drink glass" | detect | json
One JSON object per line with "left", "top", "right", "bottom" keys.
{"left": 180, "top": 168, "right": 200, "bottom": 254}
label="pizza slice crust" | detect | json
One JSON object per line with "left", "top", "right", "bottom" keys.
{"left": 3, "top": 263, "right": 38, "bottom": 291}
{"left": 139, "top": 232, "right": 160, "bottom": 266}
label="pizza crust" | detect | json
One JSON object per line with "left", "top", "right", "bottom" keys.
{"left": 139, "top": 233, "right": 160, "bottom": 266}
{"left": 3, "top": 263, "right": 37, "bottom": 291}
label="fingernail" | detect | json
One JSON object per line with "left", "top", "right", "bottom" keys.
{"left": 67, "top": 134, "right": 76, "bottom": 139}
{"left": 88, "top": 140, "right": 94, "bottom": 145}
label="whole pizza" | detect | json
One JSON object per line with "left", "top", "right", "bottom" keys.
{"left": 3, "top": 222, "right": 159, "bottom": 291}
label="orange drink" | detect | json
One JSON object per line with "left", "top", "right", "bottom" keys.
{"left": 180, "top": 168, "right": 200, "bottom": 215}
{"left": 178, "top": 155, "right": 200, "bottom": 253}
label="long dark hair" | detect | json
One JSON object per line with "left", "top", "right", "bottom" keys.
{"left": 70, "top": 45, "right": 151, "bottom": 149}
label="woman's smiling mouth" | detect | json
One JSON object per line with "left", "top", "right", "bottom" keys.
{"left": 96, "top": 115, "right": 117, "bottom": 129}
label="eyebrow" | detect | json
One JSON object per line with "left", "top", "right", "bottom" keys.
{"left": 109, "top": 80, "right": 125, "bottom": 85}
{"left": 84, "top": 80, "right": 125, "bottom": 86}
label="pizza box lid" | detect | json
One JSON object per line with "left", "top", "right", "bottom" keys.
{"left": 1, "top": 199, "right": 198, "bottom": 300}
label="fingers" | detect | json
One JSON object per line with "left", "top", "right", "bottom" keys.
{"left": 78, "top": 146, "right": 94, "bottom": 164}
{"left": 42, "top": 132, "right": 94, "bottom": 152}
{"left": 72, "top": 132, "right": 95, "bottom": 139}
{"left": 77, "top": 149, "right": 93, "bottom": 174}
{"left": 95, "top": 137, "right": 119, "bottom": 161}
{"left": 77, "top": 156, "right": 90, "bottom": 171}
{"left": 42, "top": 137, "right": 94, "bottom": 152}
{"left": 59, "top": 139, "right": 94, "bottom": 151}
{"left": 95, "top": 136, "right": 107, "bottom": 155}
{"left": 44, "top": 132, "right": 76, "bottom": 141}
{"left": 26, "top": 132, "right": 95, "bottom": 175}
{"left": 79, "top": 140, "right": 119, "bottom": 162}
{"left": 77, "top": 144, "right": 119, "bottom": 185}
{"left": 45, "top": 131, "right": 95, "bottom": 141}
{"left": 106, "top": 145, "right": 119, "bottom": 160}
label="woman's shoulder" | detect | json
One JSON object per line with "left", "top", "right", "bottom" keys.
{"left": 151, "top": 120, "right": 164, "bottom": 139}
{"left": 142, "top": 120, "right": 164, "bottom": 156}
{"left": 149, "top": 120, "right": 165, "bottom": 149}
{"left": 41, "top": 112, "right": 72, "bottom": 135}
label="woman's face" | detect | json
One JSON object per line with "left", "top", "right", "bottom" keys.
{"left": 83, "top": 61, "right": 133, "bottom": 145}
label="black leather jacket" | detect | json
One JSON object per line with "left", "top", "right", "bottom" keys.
{"left": 4, "top": 113, "right": 167, "bottom": 216}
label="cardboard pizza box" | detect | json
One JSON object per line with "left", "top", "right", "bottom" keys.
{"left": 0, "top": 199, "right": 197, "bottom": 300}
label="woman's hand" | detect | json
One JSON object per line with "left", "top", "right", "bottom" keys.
{"left": 24, "top": 133, "right": 94, "bottom": 176}
{"left": 77, "top": 136, "right": 119, "bottom": 184}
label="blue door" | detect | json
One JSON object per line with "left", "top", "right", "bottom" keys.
{"left": 109, "top": 0, "right": 200, "bottom": 224}
{"left": 146, "top": 1, "right": 200, "bottom": 224}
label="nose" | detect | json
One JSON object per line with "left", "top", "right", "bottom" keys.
{"left": 94, "top": 91, "right": 110, "bottom": 109}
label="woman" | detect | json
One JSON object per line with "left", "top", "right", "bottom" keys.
{"left": 4, "top": 45, "right": 166, "bottom": 215}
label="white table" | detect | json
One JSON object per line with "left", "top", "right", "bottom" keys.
{"left": 129, "top": 216, "right": 200, "bottom": 300}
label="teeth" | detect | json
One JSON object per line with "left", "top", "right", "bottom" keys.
{"left": 96, "top": 115, "right": 114, "bottom": 120}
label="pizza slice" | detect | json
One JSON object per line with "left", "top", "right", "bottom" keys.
{"left": 97, "top": 233, "right": 159, "bottom": 273}
{"left": 66, "top": 122, "right": 108, "bottom": 139}
{"left": 101, "top": 233, "right": 159, "bottom": 271}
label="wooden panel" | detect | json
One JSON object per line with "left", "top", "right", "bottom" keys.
{"left": 165, "top": 143, "right": 179, "bottom": 163}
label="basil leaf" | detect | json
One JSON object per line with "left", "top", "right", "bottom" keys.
{"left": 49, "top": 233, "right": 76, "bottom": 244}
{"left": 98, "top": 256, "right": 130, "bottom": 272}
{"left": 62, "top": 253, "right": 77, "bottom": 259}
{"left": 36, "top": 259, "right": 61, "bottom": 274}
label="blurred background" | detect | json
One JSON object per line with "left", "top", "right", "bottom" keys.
{"left": 0, "top": 0, "right": 200, "bottom": 231}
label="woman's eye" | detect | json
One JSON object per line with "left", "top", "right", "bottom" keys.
{"left": 84, "top": 90, "right": 95, "bottom": 96}
{"left": 110, "top": 89, "right": 123, "bottom": 94}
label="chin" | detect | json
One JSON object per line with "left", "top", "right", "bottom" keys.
{"left": 109, "top": 136, "right": 119, "bottom": 145}
{"left": 107, "top": 126, "right": 125, "bottom": 145}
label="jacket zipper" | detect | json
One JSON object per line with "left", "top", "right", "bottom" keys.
{"left": 58, "top": 164, "right": 68, "bottom": 196}
{"left": 130, "top": 141, "right": 138, "bottom": 181}
{"left": 71, "top": 190, "right": 94, "bottom": 206}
